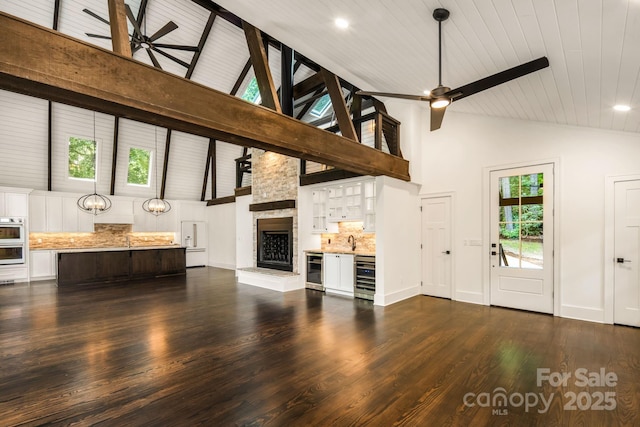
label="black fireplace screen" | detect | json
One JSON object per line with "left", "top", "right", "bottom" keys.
{"left": 257, "top": 217, "right": 293, "bottom": 271}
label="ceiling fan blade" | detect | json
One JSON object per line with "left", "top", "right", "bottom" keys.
{"left": 356, "top": 90, "right": 430, "bottom": 102}
{"left": 86, "top": 33, "right": 112, "bottom": 40}
{"left": 150, "top": 46, "right": 190, "bottom": 68}
{"left": 430, "top": 106, "right": 447, "bottom": 131}
{"left": 446, "top": 56, "right": 549, "bottom": 102}
{"left": 152, "top": 43, "right": 200, "bottom": 52}
{"left": 146, "top": 48, "right": 162, "bottom": 69}
{"left": 125, "top": 4, "right": 144, "bottom": 38}
{"left": 83, "top": 8, "right": 110, "bottom": 26}
{"left": 148, "top": 21, "right": 179, "bottom": 42}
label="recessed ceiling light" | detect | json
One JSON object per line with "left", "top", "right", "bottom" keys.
{"left": 614, "top": 104, "right": 631, "bottom": 112}
{"left": 335, "top": 18, "right": 349, "bottom": 29}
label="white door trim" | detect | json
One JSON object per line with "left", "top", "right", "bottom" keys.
{"left": 420, "top": 192, "right": 456, "bottom": 300}
{"left": 482, "top": 158, "right": 561, "bottom": 315}
{"left": 604, "top": 174, "right": 640, "bottom": 324}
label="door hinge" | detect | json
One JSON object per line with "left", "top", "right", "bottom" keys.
{"left": 420, "top": 244, "right": 423, "bottom": 249}
{"left": 420, "top": 206, "right": 423, "bottom": 212}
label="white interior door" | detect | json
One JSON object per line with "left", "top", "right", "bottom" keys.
{"left": 421, "top": 197, "right": 452, "bottom": 299}
{"left": 614, "top": 180, "right": 640, "bottom": 327}
{"left": 490, "top": 164, "right": 554, "bottom": 313}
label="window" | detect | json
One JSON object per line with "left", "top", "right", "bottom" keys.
{"left": 68, "top": 136, "right": 97, "bottom": 181}
{"left": 241, "top": 77, "right": 261, "bottom": 104}
{"left": 127, "top": 147, "right": 152, "bottom": 186}
{"left": 310, "top": 94, "right": 332, "bottom": 118}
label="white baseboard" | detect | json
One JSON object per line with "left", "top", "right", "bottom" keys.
{"left": 561, "top": 304, "right": 605, "bottom": 324}
{"left": 208, "top": 262, "right": 235, "bottom": 270}
{"left": 236, "top": 268, "right": 303, "bottom": 292}
{"left": 455, "top": 291, "right": 485, "bottom": 305}
{"left": 374, "top": 284, "right": 420, "bottom": 306}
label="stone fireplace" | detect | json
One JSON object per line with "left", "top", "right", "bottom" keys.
{"left": 251, "top": 149, "right": 299, "bottom": 273}
{"left": 256, "top": 217, "right": 293, "bottom": 271}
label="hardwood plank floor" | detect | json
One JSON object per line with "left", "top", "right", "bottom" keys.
{"left": 0, "top": 267, "right": 638, "bottom": 426}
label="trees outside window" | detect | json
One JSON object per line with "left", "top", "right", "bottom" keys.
{"left": 127, "top": 147, "right": 152, "bottom": 186}
{"left": 68, "top": 137, "right": 97, "bottom": 180}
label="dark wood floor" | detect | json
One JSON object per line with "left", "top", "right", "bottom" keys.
{"left": 0, "top": 267, "right": 638, "bottom": 426}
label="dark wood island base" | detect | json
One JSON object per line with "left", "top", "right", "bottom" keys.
{"left": 57, "top": 246, "right": 186, "bottom": 286}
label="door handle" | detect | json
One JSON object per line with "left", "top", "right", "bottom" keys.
{"left": 616, "top": 258, "right": 632, "bottom": 263}
{"left": 441, "top": 250, "right": 451, "bottom": 254}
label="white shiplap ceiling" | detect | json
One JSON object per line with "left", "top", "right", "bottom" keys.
{"left": 2, "top": 0, "right": 640, "bottom": 134}
{"left": 214, "top": 0, "right": 640, "bottom": 134}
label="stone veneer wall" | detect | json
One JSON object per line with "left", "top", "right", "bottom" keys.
{"left": 29, "top": 224, "right": 175, "bottom": 249}
{"left": 320, "top": 221, "right": 376, "bottom": 253}
{"left": 251, "top": 149, "right": 299, "bottom": 273}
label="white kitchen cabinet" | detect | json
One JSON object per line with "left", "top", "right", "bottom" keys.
{"left": 324, "top": 253, "right": 354, "bottom": 296}
{"left": 362, "top": 180, "right": 376, "bottom": 233}
{"left": 29, "top": 194, "right": 47, "bottom": 232}
{"left": 46, "top": 196, "right": 63, "bottom": 232}
{"left": 0, "top": 189, "right": 30, "bottom": 218}
{"left": 30, "top": 250, "right": 57, "bottom": 280}
{"left": 30, "top": 193, "right": 94, "bottom": 233}
{"left": 312, "top": 189, "right": 328, "bottom": 233}
{"left": 327, "top": 181, "right": 365, "bottom": 223}
{"left": 4, "top": 193, "right": 28, "bottom": 217}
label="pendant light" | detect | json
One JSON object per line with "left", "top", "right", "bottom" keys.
{"left": 77, "top": 111, "right": 112, "bottom": 215}
{"left": 142, "top": 127, "right": 171, "bottom": 215}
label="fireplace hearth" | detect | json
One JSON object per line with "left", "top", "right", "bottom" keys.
{"left": 257, "top": 217, "right": 293, "bottom": 272}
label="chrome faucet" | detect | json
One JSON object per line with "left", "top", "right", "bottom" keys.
{"left": 348, "top": 235, "right": 356, "bottom": 251}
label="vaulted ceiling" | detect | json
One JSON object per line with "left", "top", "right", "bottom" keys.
{"left": 216, "top": 0, "right": 640, "bottom": 134}
{"left": 2, "top": 0, "right": 639, "bottom": 135}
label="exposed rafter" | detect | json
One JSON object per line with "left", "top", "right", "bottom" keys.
{"left": 0, "top": 13, "right": 409, "bottom": 181}
{"left": 242, "top": 21, "right": 281, "bottom": 113}
{"left": 320, "top": 68, "right": 358, "bottom": 142}
{"left": 186, "top": 12, "right": 216, "bottom": 79}
{"left": 107, "top": 0, "right": 132, "bottom": 57}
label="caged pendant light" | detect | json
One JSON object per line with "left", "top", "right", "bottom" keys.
{"left": 142, "top": 127, "right": 171, "bottom": 215}
{"left": 77, "top": 111, "right": 112, "bottom": 215}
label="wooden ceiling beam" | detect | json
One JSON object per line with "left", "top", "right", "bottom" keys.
{"left": 293, "top": 72, "right": 324, "bottom": 100}
{"left": 320, "top": 68, "right": 358, "bottom": 142}
{"left": 0, "top": 13, "right": 409, "bottom": 181}
{"left": 242, "top": 21, "right": 281, "bottom": 113}
{"left": 107, "top": 0, "right": 132, "bottom": 57}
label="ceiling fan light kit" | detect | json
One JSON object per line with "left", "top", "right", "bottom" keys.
{"left": 357, "top": 8, "right": 549, "bottom": 131}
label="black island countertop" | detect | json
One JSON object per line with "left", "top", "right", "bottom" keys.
{"left": 56, "top": 246, "right": 186, "bottom": 287}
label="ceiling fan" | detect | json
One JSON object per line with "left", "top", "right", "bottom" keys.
{"left": 83, "top": 4, "right": 199, "bottom": 70}
{"left": 357, "top": 8, "right": 549, "bottom": 131}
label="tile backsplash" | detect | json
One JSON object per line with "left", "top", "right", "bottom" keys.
{"left": 30, "top": 224, "right": 175, "bottom": 249}
{"left": 321, "top": 222, "right": 375, "bottom": 253}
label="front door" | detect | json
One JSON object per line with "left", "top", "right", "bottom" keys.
{"left": 490, "top": 164, "right": 554, "bottom": 313}
{"left": 614, "top": 180, "right": 640, "bottom": 327}
{"left": 421, "top": 196, "right": 452, "bottom": 299}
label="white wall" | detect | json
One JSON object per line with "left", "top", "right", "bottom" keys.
{"left": 386, "top": 106, "right": 640, "bottom": 323}
{"left": 207, "top": 202, "right": 236, "bottom": 270}
{"left": 374, "top": 176, "right": 422, "bottom": 306}
{"left": 0, "top": 90, "right": 48, "bottom": 190}
{"left": 235, "top": 194, "right": 253, "bottom": 272}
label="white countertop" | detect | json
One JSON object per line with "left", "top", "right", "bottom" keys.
{"left": 54, "top": 245, "right": 185, "bottom": 254}
{"left": 304, "top": 249, "right": 376, "bottom": 256}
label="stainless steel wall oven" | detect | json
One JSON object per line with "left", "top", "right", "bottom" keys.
{"left": 0, "top": 218, "right": 25, "bottom": 265}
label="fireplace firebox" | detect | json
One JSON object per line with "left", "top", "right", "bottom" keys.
{"left": 257, "top": 217, "right": 293, "bottom": 271}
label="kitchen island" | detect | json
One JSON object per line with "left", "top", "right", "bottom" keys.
{"left": 57, "top": 246, "right": 186, "bottom": 286}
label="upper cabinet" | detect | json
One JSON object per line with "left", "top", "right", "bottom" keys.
{"left": 30, "top": 192, "right": 94, "bottom": 233}
{"left": 0, "top": 187, "right": 30, "bottom": 218}
{"left": 312, "top": 178, "right": 376, "bottom": 233}
{"left": 328, "top": 182, "right": 362, "bottom": 222}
